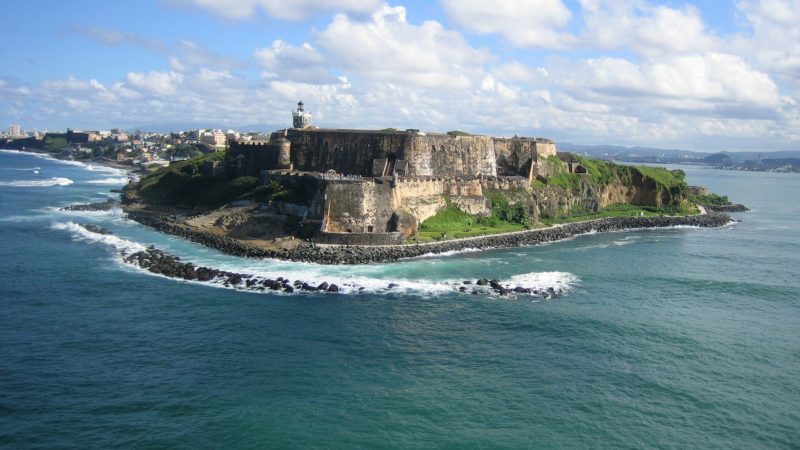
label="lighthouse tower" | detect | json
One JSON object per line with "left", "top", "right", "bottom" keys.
{"left": 292, "top": 101, "right": 312, "bottom": 129}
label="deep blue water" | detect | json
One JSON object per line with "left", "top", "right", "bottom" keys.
{"left": 1, "top": 150, "right": 798, "bottom": 448}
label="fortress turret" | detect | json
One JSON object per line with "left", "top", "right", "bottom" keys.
{"left": 275, "top": 137, "right": 292, "bottom": 169}
{"left": 292, "top": 101, "right": 312, "bottom": 129}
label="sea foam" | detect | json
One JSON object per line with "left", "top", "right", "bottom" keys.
{"left": 0, "top": 177, "right": 73, "bottom": 187}
{"left": 51, "top": 221, "right": 145, "bottom": 255}
{"left": 86, "top": 177, "right": 129, "bottom": 185}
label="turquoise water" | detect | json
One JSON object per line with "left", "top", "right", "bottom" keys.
{"left": 1, "top": 150, "right": 798, "bottom": 448}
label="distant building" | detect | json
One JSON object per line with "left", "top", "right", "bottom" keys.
{"left": 8, "top": 124, "right": 22, "bottom": 138}
{"left": 292, "top": 101, "right": 312, "bottom": 129}
{"left": 202, "top": 129, "right": 227, "bottom": 147}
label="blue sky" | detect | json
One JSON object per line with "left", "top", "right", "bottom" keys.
{"left": 1, "top": 0, "right": 798, "bottom": 151}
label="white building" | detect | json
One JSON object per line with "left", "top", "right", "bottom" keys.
{"left": 201, "top": 129, "right": 227, "bottom": 147}
{"left": 292, "top": 101, "right": 312, "bottom": 129}
{"left": 8, "top": 124, "right": 22, "bottom": 138}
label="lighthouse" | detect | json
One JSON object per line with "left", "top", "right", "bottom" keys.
{"left": 292, "top": 101, "right": 312, "bottom": 129}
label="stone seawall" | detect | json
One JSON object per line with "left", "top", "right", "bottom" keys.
{"left": 126, "top": 208, "right": 732, "bottom": 265}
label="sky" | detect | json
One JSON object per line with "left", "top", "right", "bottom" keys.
{"left": 1, "top": 0, "right": 799, "bottom": 151}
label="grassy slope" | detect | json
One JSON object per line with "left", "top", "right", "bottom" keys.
{"left": 134, "top": 152, "right": 262, "bottom": 209}
{"left": 416, "top": 206, "right": 526, "bottom": 242}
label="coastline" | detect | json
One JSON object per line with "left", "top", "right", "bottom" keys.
{"left": 123, "top": 207, "right": 734, "bottom": 264}
{"left": 4, "top": 148, "right": 737, "bottom": 265}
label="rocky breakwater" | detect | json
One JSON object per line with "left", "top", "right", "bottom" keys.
{"left": 122, "top": 246, "right": 341, "bottom": 294}
{"left": 125, "top": 206, "right": 732, "bottom": 265}
{"left": 701, "top": 204, "right": 750, "bottom": 213}
{"left": 107, "top": 229, "right": 562, "bottom": 299}
{"left": 289, "top": 212, "right": 734, "bottom": 264}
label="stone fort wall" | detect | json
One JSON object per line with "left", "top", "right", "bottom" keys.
{"left": 229, "top": 130, "right": 556, "bottom": 179}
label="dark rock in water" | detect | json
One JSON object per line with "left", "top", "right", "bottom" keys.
{"left": 702, "top": 204, "right": 749, "bottom": 213}
{"left": 387, "top": 283, "right": 399, "bottom": 289}
{"left": 477, "top": 278, "right": 489, "bottom": 286}
{"left": 294, "top": 280, "right": 303, "bottom": 287}
{"left": 327, "top": 284, "right": 339, "bottom": 293}
{"left": 302, "top": 282, "right": 314, "bottom": 291}
{"left": 284, "top": 286, "right": 294, "bottom": 293}
{"left": 61, "top": 198, "right": 119, "bottom": 212}
{"left": 459, "top": 286, "right": 467, "bottom": 292}
{"left": 81, "top": 224, "right": 112, "bottom": 235}
{"left": 317, "top": 282, "right": 329, "bottom": 291}
{"left": 499, "top": 289, "right": 510, "bottom": 296}
{"left": 463, "top": 280, "right": 473, "bottom": 285}
{"left": 513, "top": 286, "right": 526, "bottom": 293}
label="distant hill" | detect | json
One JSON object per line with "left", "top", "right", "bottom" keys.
{"left": 558, "top": 143, "right": 710, "bottom": 161}
{"left": 558, "top": 142, "right": 800, "bottom": 163}
{"left": 703, "top": 153, "right": 733, "bottom": 164}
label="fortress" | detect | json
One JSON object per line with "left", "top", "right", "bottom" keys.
{"left": 226, "top": 102, "right": 560, "bottom": 244}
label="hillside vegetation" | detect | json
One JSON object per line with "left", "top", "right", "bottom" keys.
{"left": 132, "top": 152, "right": 261, "bottom": 208}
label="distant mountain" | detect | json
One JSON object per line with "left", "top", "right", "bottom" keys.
{"left": 558, "top": 142, "right": 800, "bottom": 163}
{"left": 703, "top": 152, "right": 733, "bottom": 164}
{"left": 558, "top": 143, "right": 710, "bottom": 161}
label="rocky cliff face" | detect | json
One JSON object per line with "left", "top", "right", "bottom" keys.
{"left": 499, "top": 173, "right": 668, "bottom": 221}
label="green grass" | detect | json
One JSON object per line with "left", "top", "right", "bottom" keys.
{"left": 577, "top": 157, "right": 617, "bottom": 185}
{"left": 691, "top": 193, "right": 730, "bottom": 205}
{"left": 546, "top": 172, "right": 582, "bottom": 190}
{"left": 43, "top": 136, "right": 68, "bottom": 152}
{"left": 541, "top": 203, "right": 700, "bottom": 225}
{"left": 631, "top": 165, "right": 685, "bottom": 188}
{"left": 416, "top": 205, "right": 526, "bottom": 242}
{"left": 134, "top": 151, "right": 263, "bottom": 208}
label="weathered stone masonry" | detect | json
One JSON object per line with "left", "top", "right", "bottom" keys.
{"left": 227, "top": 125, "right": 558, "bottom": 244}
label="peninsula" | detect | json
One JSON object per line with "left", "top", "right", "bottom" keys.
{"left": 119, "top": 102, "right": 739, "bottom": 264}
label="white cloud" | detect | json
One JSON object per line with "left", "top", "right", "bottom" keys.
{"left": 315, "top": 5, "right": 490, "bottom": 89}
{"left": 170, "top": 0, "right": 380, "bottom": 20}
{"left": 255, "top": 40, "right": 335, "bottom": 83}
{"left": 441, "top": 0, "right": 575, "bottom": 48}
{"left": 553, "top": 53, "right": 781, "bottom": 124}
{"left": 734, "top": 0, "right": 800, "bottom": 80}
{"left": 125, "top": 71, "right": 184, "bottom": 96}
{"left": 579, "top": 0, "right": 717, "bottom": 56}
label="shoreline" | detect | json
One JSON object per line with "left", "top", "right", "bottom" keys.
{"left": 5, "top": 148, "right": 738, "bottom": 265}
{"left": 124, "top": 207, "right": 735, "bottom": 265}
{"left": 0, "top": 148, "right": 140, "bottom": 173}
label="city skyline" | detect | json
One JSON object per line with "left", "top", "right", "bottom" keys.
{"left": 1, "top": 0, "right": 799, "bottom": 151}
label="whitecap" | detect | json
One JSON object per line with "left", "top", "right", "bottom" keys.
{"left": 86, "top": 177, "right": 129, "bottom": 185}
{"left": 412, "top": 247, "right": 483, "bottom": 259}
{"left": 509, "top": 271, "right": 580, "bottom": 292}
{"left": 51, "top": 221, "right": 145, "bottom": 255}
{"left": 0, "top": 177, "right": 73, "bottom": 187}
{"left": 0, "top": 166, "right": 41, "bottom": 171}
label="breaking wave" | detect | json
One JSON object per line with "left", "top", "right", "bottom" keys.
{"left": 51, "top": 221, "right": 145, "bottom": 255}
{"left": 0, "top": 177, "right": 73, "bottom": 187}
{"left": 50, "top": 221, "right": 579, "bottom": 299}
{"left": 86, "top": 177, "right": 129, "bottom": 185}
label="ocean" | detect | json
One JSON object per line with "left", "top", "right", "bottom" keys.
{"left": 1, "top": 149, "right": 798, "bottom": 448}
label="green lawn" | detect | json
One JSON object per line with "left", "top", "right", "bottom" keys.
{"left": 541, "top": 203, "right": 700, "bottom": 225}
{"left": 415, "top": 205, "right": 528, "bottom": 242}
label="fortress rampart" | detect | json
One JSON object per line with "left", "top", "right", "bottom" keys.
{"left": 225, "top": 105, "right": 559, "bottom": 245}
{"left": 229, "top": 129, "right": 554, "bottom": 180}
